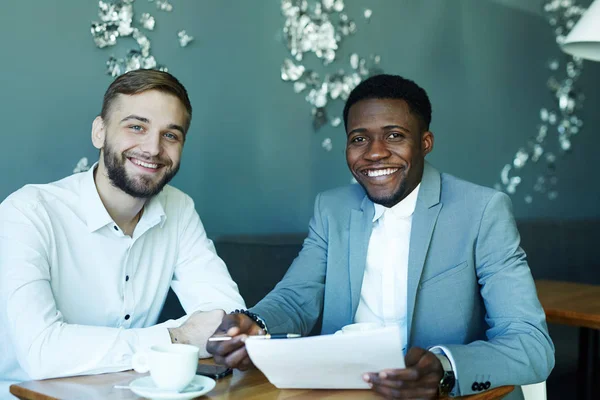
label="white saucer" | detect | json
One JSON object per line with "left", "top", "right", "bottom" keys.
{"left": 129, "top": 375, "right": 216, "bottom": 399}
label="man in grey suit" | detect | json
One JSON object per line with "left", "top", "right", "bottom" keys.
{"left": 207, "top": 74, "right": 554, "bottom": 399}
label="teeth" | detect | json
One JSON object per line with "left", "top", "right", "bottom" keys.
{"left": 365, "top": 168, "right": 398, "bottom": 177}
{"left": 131, "top": 159, "right": 159, "bottom": 169}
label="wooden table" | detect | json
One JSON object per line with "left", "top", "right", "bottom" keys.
{"left": 536, "top": 279, "right": 600, "bottom": 400}
{"left": 10, "top": 361, "right": 514, "bottom": 400}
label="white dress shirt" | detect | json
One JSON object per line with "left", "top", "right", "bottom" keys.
{"left": 0, "top": 165, "right": 245, "bottom": 390}
{"left": 355, "top": 183, "right": 458, "bottom": 389}
{"left": 355, "top": 183, "right": 420, "bottom": 353}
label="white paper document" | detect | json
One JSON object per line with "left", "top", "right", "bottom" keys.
{"left": 245, "top": 325, "right": 405, "bottom": 389}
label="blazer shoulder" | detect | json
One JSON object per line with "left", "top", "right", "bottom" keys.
{"left": 318, "top": 184, "right": 366, "bottom": 209}
{"left": 440, "top": 172, "right": 503, "bottom": 205}
{"left": 438, "top": 172, "right": 515, "bottom": 222}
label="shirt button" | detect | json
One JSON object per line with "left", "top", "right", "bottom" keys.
{"left": 125, "top": 275, "right": 129, "bottom": 282}
{"left": 124, "top": 314, "right": 130, "bottom": 320}
{"left": 114, "top": 226, "right": 118, "bottom": 231}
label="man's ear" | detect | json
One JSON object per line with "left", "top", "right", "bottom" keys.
{"left": 91, "top": 116, "right": 106, "bottom": 150}
{"left": 422, "top": 130, "right": 434, "bottom": 156}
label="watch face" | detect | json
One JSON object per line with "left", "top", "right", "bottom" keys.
{"left": 440, "top": 371, "right": 456, "bottom": 395}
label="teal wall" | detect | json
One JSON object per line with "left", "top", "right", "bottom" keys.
{"left": 1, "top": 1, "right": 599, "bottom": 236}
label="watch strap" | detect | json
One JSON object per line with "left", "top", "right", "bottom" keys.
{"left": 230, "top": 309, "right": 269, "bottom": 334}
{"left": 435, "top": 353, "right": 456, "bottom": 396}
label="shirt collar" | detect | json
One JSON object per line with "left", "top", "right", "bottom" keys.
{"left": 141, "top": 194, "right": 167, "bottom": 230}
{"left": 80, "top": 163, "right": 167, "bottom": 233}
{"left": 372, "top": 183, "right": 421, "bottom": 222}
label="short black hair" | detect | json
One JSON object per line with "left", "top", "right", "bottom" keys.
{"left": 343, "top": 74, "right": 432, "bottom": 132}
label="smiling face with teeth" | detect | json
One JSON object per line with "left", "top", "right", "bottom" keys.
{"left": 92, "top": 90, "right": 188, "bottom": 198}
{"left": 346, "top": 98, "right": 434, "bottom": 208}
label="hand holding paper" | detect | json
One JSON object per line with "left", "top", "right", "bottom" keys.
{"left": 363, "top": 347, "right": 443, "bottom": 399}
{"left": 245, "top": 325, "right": 405, "bottom": 389}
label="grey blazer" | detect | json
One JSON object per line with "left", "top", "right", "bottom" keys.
{"left": 251, "top": 162, "right": 554, "bottom": 398}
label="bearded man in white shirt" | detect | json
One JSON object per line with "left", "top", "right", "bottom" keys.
{"left": 0, "top": 70, "right": 245, "bottom": 391}
{"left": 207, "top": 74, "right": 555, "bottom": 400}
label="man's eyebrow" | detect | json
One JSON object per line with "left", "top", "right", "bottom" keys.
{"left": 382, "top": 124, "right": 411, "bottom": 133}
{"left": 347, "top": 127, "right": 367, "bottom": 136}
{"left": 347, "top": 125, "right": 411, "bottom": 135}
{"left": 120, "top": 115, "right": 185, "bottom": 135}
{"left": 167, "top": 124, "right": 185, "bottom": 134}
{"left": 120, "top": 115, "right": 150, "bottom": 124}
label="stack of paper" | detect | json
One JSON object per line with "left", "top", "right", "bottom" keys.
{"left": 245, "top": 325, "right": 405, "bottom": 389}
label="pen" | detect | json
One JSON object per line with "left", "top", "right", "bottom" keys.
{"left": 208, "top": 333, "right": 301, "bottom": 342}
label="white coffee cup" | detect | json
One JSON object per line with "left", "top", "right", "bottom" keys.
{"left": 340, "top": 322, "right": 384, "bottom": 333}
{"left": 132, "top": 343, "right": 199, "bottom": 392}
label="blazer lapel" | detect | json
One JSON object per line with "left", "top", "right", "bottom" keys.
{"left": 349, "top": 195, "right": 375, "bottom": 320}
{"left": 406, "top": 162, "right": 442, "bottom": 344}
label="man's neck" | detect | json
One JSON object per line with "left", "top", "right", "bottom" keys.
{"left": 93, "top": 164, "right": 146, "bottom": 236}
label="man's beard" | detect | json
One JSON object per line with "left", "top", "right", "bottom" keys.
{"left": 103, "top": 140, "right": 180, "bottom": 198}
{"left": 355, "top": 168, "right": 409, "bottom": 208}
{"left": 363, "top": 181, "right": 407, "bottom": 208}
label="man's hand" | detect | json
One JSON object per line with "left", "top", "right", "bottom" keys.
{"left": 167, "top": 309, "right": 225, "bottom": 358}
{"left": 363, "top": 347, "right": 444, "bottom": 399}
{"left": 206, "top": 313, "right": 264, "bottom": 370}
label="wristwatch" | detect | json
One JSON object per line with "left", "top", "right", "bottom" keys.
{"left": 435, "top": 353, "right": 456, "bottom": 397}
{"left": 231, "top": 309, "right": 269, "bottom": 333}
